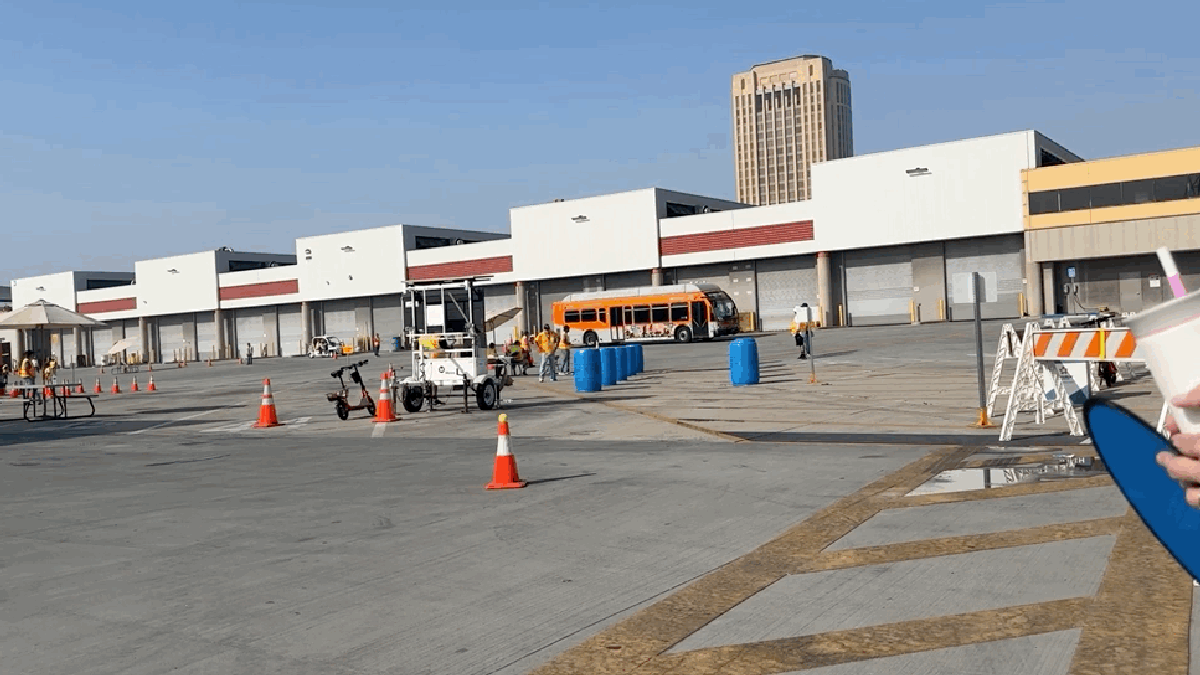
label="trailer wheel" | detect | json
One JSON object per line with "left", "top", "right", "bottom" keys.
{"left": 476, "top": 380, "right": 498, "bottom": 411}
{"left": 335, "top": 400, "right": 350, "bottom": 420}
{"left": 401, "top": 386, "right": 424, "bottom": 413}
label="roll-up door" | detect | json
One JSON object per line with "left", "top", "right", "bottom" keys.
{"left": 673, "top": 263, "right": 731, "bottom": 292}
{"left": 196, "top": 312, "right": 217, "bottom": 360}
{"left": 59, "top": 329, "right": 76, "bottom": 364}
{"left": 91, "top": 326, "right": 113, "bottom": 364}
{"left": 157, "top": 316, "right": 188, "bottom": 362}
{"left": 944, "top": 235, "right": 1024, "bottom": 321}
{"left": 234, "top": 309, "right": 266, "bottom": 357}
{"left": 278, "top": 304, "right": 304, "bottom": 356}
{"left": 482, "top": 284, "right": 520, "bottom": 343}
{"left": 756, "top": 255, "right": 818, "bottom": 331}
{"left": 321, "top": 299, "right": 358, "bottom": 343}
{"left": 603, "top": 270, "right": 651, "bottom": 291}
{"left": 538, "top": 278, "right": 586, "bottom": 328}
{"left": 122, "top": 319, "right": 143, "bottom": 360}
{"left": 372, "top": 295, "right": 404, "bottom": 351}
{"left": 845, "top": 247, "right": 914, "bottom": 326}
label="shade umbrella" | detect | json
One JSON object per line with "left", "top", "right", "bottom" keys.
{"left": 484, "top": 306, "right": 522, "bottom": 333}
{"left": 0, "top": 300, "right": 109, "bottom": 376}
{"left": 108, "top": 337, "right": 140, "bottom": 356}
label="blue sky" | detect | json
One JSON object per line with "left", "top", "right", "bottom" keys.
{"left": 3, "top": 0, "right": 1199, "bottom": 283}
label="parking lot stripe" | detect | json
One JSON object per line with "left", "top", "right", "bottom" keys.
{"left": 127, "top": 409, "right": 220, "bottom": 435}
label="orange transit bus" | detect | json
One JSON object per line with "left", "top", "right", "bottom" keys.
{"left": 552, "top": 283, "right": 739, "bottom": 348}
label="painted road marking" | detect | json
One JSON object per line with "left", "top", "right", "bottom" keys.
{"left": 127, "top": 409, "right": 221, "bottom": 435}
{"left": 372, "top": 422, "right": 387, "bottom": 438}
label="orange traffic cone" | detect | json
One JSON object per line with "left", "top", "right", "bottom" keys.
{"left": 74, "top": 383, "right": 85, "bottom": 395}
{"left": 253, "top": 378, "right": 282, "bottom": 428}
{"left": 374, "top": 372, "right": 397, "bottom": 422}
{"left": 111, "top": 377, "right": 121, "bottom": 394}
{"left": 486, "top": 414, "right": 526, "bottom": 490}
{"left": 147, "top": 376, "right": 157, "bottom": 392}
{"left": 94, "top": 378, "right": 102, "bottom": 394}
{"left": 148, "top": 364, "right": 154, "bottom": 372}
{"left": 9, "top": 387, "right": 19, "bottom": 398}
{"left": 131, "top": 377, "right": 139, "bottom": 392}
{"left": 43, "top": 385, "right": 53, "bottom": 398}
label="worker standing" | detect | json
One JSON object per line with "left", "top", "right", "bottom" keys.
{"left": 535, "top": 324, "right": 559, "bottom": 383}
{"left": 372, "top": 333, "right": 381, "bottom": 356}
{"left": 558, "top": 326, "right": 572, "bottom": 375}
{"left": 790, "top": 303, "right": 811, "bottom": 360}
{"left": 18, "top": 351, "right": 36, "bottom": 386}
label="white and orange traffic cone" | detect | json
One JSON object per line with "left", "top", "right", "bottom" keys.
{"left": 94, "top": 378, "right": 102, "bottom": 394}
{"left": 374, "top": 372, "right": 397, "bottom": 423}
{"left": 9, "top": 387, "right": 19, "bottom": 399}
{"left": 74, "top": 382, "right": 85, "bottom": 395}
{"left": 486, "top": 414, "right": 526, "bottom": 490}
{"left": 147, "top": 376, "right": 157, "bottom": 392}
{"left": 111, "top": 376, "right": 121, "bottom": 394}
{"left": 252, "top": 378, "right": 282, "bottom": 428}
{"left": 130, "top": 376, "right": 139, "bottom": 392}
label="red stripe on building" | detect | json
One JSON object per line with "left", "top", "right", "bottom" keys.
{"left": 659, "top": 221, "right": 814, "bottom": 256}
{"left": 219, "top": 279, "right": 299, "bottom": 301}
{"left": 77, "top": 297, "right": 136, "bottom": 314}
{"left": 407, "top": 256, "right": 514, "bottom": 281}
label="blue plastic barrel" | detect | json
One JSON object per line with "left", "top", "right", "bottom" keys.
{"left": 614, "top": 345, "right": 628, "bottom": 381}
{"left": 574, "top": 348, "right": 602, "bottom": 393}
{"left": 729, "top": 338, "right": 760, "bottom": 386}
{"left": 633, "top": 343, "right": 644, "bottom": 374}
{"left": 600, "top": 348, "right": 619, "bottom": 386}
{"left": 391, "top": 336, "right": 401, "bottom": 352}
{"left": 621, "top": 345, "right": 635, "bottom": 379}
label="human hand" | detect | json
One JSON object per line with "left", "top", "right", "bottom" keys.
{"left": 1156, "top": 387, "right": 1200, "bottom": 508}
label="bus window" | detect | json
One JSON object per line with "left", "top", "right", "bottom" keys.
{"left": 633, "top": 305, "right": 650, "bottom": 324}
{"left": 581, "top": 308, "right": 597, "bottom": 322}
{"left": 598, "top": 308, "right": 607, "bottom": 324}
{"left": 692, "top": 301, "right": 708, "bottom": 322}
{"left": 565, "top": 310, "right": 581, "bottom": 324}
{"left": 651, "top": 305, "right": 668, "bottom": 323}
{"left": 611, "top": 307, "right": 623, "bottom": 326}
{"left": 624, "top": 307, "right": 634, "bottom": 325}
{"left": 670, "top": 304, "right": 689, "bottom": 322}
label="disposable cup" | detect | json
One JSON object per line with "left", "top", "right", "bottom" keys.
{"left": 1127, "top": 290, "right": 1200, "bottom": 434}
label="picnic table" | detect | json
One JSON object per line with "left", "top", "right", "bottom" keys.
{"left": 8, "top": 383, "right": 96, "bottom": 422}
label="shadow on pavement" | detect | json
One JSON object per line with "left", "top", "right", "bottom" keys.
{"left": 524, "top": 472, "right": 597, "bottom": 485}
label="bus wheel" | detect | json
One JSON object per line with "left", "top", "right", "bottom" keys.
{"left": 674, "top": 326, "right": 693, "bottom": 343}
{"left": 583, "top": 331, "right": 599, "bottom": 348}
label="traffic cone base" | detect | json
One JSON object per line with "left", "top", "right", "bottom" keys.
{"left": 486, "top": 414, "right": 526, "bottom": 490}
{"left": 9, "top": 388, "right": 19, "bottom": 399}
{"left": 131, "top": 377, "right": 139, "bottom": 392}
{"left": 147, "top": 376, "right": 157, "bottom": 392}
{"left": 94, "top": 379, "right": 103, "bottom": 394}
{"left": 111, "top": 377, "right": 121, "bottom": 394}
{"left": 253, "top": 378, "right": 283, "bottom": 428}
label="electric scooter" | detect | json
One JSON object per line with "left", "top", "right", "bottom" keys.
{"left": 327, "top": 359, "right": 376, "bottom": 420}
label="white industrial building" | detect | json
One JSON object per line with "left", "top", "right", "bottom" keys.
{"left": 6, "top": 129, "right": 1080, "bottom": 366}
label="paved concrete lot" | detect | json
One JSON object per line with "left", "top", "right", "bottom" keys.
{"left": 1, "top": 322, "right": 1194, "bottom": 674}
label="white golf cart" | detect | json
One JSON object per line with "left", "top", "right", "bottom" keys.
{"left": 309, "top": 335, "right": 345, "bottom": 358}
{"left": 396, "top": 279, "right": 514, "bottom": 413}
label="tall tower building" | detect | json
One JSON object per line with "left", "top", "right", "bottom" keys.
{"left": 732, "top": 55, "right": 853, "bottom": 205}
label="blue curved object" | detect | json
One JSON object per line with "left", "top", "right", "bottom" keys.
{"left": 599, "top": 348, "right": 618, "bottom": 386}
{"left": 614, "top": 345, "right": 628, "bottom": 381}
{"left": 574, "top": 348, "right": 602, "bottom": 393}
{"left": 622, "top": 345, "right": 636, "bottom": 378}
{"left": 729, "top": 338, "right": 759, "bottom": 386}
{"left": 1084, "top": 400, "right": 1200, "bottom": 581}
{"left": 632, "top": 343, "right": 644, "bottom": 374}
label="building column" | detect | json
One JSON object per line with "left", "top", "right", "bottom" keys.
{"left": 215, "top": 307, "right": 226, "bottom": 360}
{"left": 16, "top": 329, "right": 25, "bottom": 361}
{"left": 73, "top": 327, "right": 82, "bottom": 367}
{"left": 816, "top": 251, "right": 833, "bottom": 327}
{"left": 651, "top": 268, "right": 663, "bottom": 287}
{"left": 138, "top": 317, "right": 149, "bottom": 364}
{"left": 514, "top": 281, "right": 526, "bottom": 337}
{"left": 1025, "top": 257, "right": 1044, "bottom": 317}
{"left": 301, "top": 301, "right": 311, "bottom": 355}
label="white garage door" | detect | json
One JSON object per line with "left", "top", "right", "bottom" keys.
{"left": 756, "top": 256, "right": 818, "bottom": 331}
{"left": 372, "top": 295, "right": 404, "bottom": 352}
{"left": 538, "top": 278, "right": 585, "bottom": 328}
{"left": 674, "top": 263, "right": 731, "bottom": 292}
{"left": 158, "top": 315, "right": 188, "bottom": 362}
{"left": 845, "top": 248, "right": 914, "bottom": 326}
{"left": 482, "top": 284, "right": 520, "bottom": 343}
{"left": 91, "top": 327, "right": 113, "bottom": 364}
{"left": 278, "top": 304, "right": 304, "bottom": 356}
{"left": 945, "top": 235, "right": 1023, "bottom": 321}
{"left": 234, "top": 309, "right": 266, "bottom": 357}
{"left": 603, "top": 270, "right": 651, "bottom": 290}
{"left": 58, "top": 329, "right": 76, "bottom": 365}
{"left": 196, "top": 312, "right": 217, "bottom": 360}
{"left": 321, "top": 300, "right": 358, "bottom": 343}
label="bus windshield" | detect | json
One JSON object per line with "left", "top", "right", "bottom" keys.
{"left": 706, "top": 292, "right": 737, "bottom": 320}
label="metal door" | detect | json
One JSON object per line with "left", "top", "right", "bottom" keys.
{"left": 482, "top": 285, "right": 519, "bottom": 343}
{"left": 603, "top": 270, "right": 651, "bottom": 290}
{"left": 196, "top": 312, "right": 217, "bottom": 360}
{"left": 538, "top": 278, "right": 585, "bottom": 328}
{"left": 756, "top": 255, "right": 817, "bottom": 331}
{"left": 91, "top": 326, "right": 113, "bottom": 363}
{"left": 372, "top": 295, "right": 404, "bottom": 349}
{"left": 234, "top": 309, "right": 266, "bottom": 357}
{"left": 158, "top": 315, "right": 188, "bottom": 362}
{"left": 278, "top": 304, "right": 304, "bottom": 356}
{"left": 844, "top": 248, "right": 914, "bottom": 326}
{"left": 1120, "top": 271, "right": 1144, "bottom": 312}
{"left": 673, "top": 263, "right": 730, "bottom": 291}
{"left": 945, "top": 235, "right": 1023, "bottom": 320}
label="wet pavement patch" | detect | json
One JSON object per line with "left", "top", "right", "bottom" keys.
{"left": 907, "top": 455, "right": 1108, "bottom": 496}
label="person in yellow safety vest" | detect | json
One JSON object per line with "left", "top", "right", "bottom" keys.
{"left": 790, "top": 303, "right": 812, "bottom": 360}
{"left": 43, "top": 357, "right": 57, "bottom": 384}
{"left": 558, "top": 326, "right": 572, "bottom": 375}
{"left": 534, "top": 324, "right": 559, "bottom": 383}
{"left": 419, "top": 334, "right": 443, "bottom": 358}
{"left": 17, "top": 351, "right": 36, "bottom": 385}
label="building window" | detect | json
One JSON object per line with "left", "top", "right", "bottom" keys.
{"left": 1027, "top": 171, "right": 1200, "bottom": 215}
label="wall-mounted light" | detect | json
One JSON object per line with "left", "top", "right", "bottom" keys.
{"left": 905, "top": 167, "right": 931, "bottom": 177}
{"left": 35, "top": 286, "right": 45, "bottom": 292}
{"left": 167, "top": 269, "right": 179, "bottom": 274}
{"left": 571, "top": 215, "right": 589, "bottom": 224}
{"left": 341, "top": 245, "right": 355, "bottom": 252}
